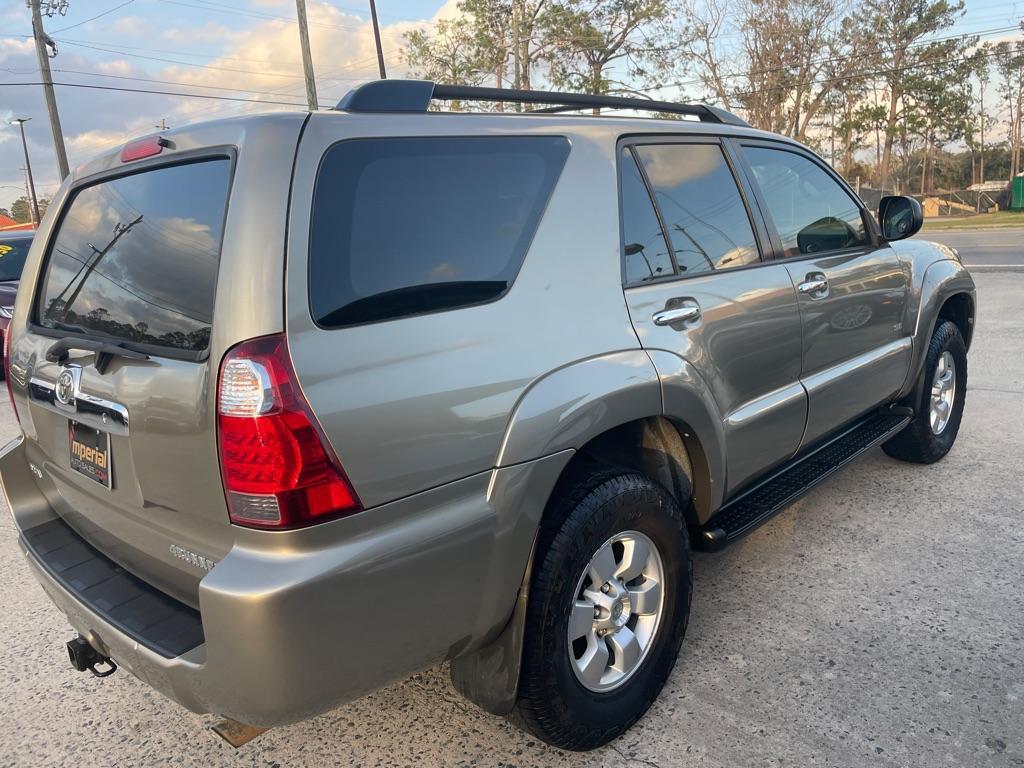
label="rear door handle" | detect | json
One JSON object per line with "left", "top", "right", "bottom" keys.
{"left": 797, "top": 276, "right": 829, "bottom": 298}
{"left": 653, "top": 305, "right": 701, "bottom": 326}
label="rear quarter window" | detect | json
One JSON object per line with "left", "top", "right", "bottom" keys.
{"left": 35, "top": 158, "right": 232, "bottom": 356}
{"left": 309, "top": 135, "right": 570, "bottom": 328}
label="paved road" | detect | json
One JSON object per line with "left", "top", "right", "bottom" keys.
{"left": 0, "top": 274, "right": 1022, "bottom": 767}
{"left": 920, "top": 227, "right": 1024, "bottom": 270}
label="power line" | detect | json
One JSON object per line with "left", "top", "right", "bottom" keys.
{"left": 52, "top": 37, "right": 402, "bottom": 85}
{"left": 56, "top": 39, "right": 308, "bottom": 79}
{"left": 0, "top": 80, "right": 312, "bottom": 106}
{"left": 49, "top": 0, "right": 135, "bottom": 34}
{"left": 54, "top": 36, "right": 303, "bottom": 65}
{"left": 1, "top": 66, "right": 329, "bottom": 98}
{"left": 156, "top": 0, "right": 370, "bottom": 33}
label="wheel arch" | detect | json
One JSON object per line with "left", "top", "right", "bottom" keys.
{"left": 452, "top": 354, "right": 723, "bottom": 716}
{"left": 900, "top": 258, "right": 976, "bottom": 400}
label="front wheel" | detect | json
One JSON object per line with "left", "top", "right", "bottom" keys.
{"left": 883, "top": 320, "right": 967, "bottom": 463}
{"left": 515, "top": 470, "right": 692, "bottom": 751}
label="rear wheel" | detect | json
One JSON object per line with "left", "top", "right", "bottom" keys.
{"left": 883, "top": 320, "right": 967, "bottom": 463}
{"left": 515, "top": 470, "right": 691, "bottom": 751}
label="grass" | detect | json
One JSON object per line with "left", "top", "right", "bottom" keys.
{"left": 923, "top": 210, "right": 1024, "bottom": 231}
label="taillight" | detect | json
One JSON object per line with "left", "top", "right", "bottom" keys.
{"left": 216, "top": 334, "right": 361, "bottom": 529}
{"left": 4, "top": 325, "right": 18, "bottom": 425}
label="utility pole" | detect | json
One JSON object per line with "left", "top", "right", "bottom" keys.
{"left": 294, "top": 0, "right": 319, "bottom": 111}
{"left": 368, "top": 0, "right": 387, "bottom": 79}
{"left": 29, "top": 0, "right": 70, "bottom": 180}
{"left": 11, "top": 118, "right": 40, "bottom": 226}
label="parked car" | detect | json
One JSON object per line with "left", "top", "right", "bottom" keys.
{"left": 0, "top": 229, "right": 33, "bottom": 377}
{"left": 0, "top": 81, "right": 974, "bottom": 751}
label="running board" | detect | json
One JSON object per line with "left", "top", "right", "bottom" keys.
{"left": 698, "top": 408, "right": 913, "bottom": 551}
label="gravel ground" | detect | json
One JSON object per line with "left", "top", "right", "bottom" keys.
{"left": 0, "top": 272, "right": 1021, "bottom": 768}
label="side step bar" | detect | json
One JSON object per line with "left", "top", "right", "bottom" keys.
{"left": 698, "top": 408, "right": 913, "bottom": 551}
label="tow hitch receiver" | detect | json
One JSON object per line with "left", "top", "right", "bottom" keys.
{"left": 67, "top": 636, "right": 118, "bottom": 678}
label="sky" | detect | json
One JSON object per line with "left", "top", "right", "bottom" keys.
{"left": 0, "top": 0, "right": 1022, "bottom": 211}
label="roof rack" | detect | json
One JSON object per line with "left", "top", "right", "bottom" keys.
{"left": 334, "top": 80, "right": 750, "bottom": 127}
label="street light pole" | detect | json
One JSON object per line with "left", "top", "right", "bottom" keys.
{"left": 11, "top": 118, "right": 41, "bottom": 227}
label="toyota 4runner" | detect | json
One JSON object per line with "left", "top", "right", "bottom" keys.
{"left": 0, "top": 80, "right": 975, "bottom": 751}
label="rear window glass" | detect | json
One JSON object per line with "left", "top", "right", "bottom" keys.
{"left": 0, "top": 236, "right": 32, "bottom": 282}
{"left": 36, "top": 158, "right": 231, "bottom": 355}
{"left": 309, "top": 136, "right": 570, "bottom": 328}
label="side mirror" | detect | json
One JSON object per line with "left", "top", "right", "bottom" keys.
{"left": 878, "top": 195, "right": 923, "bottom": 241}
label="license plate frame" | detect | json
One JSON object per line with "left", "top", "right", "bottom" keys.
{"left": 68, "top": 421, "right": 112, "bottom": 489}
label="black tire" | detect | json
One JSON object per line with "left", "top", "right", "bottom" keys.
{"left": 882, "top": 320, "right": 967, "bottom": 463}
{"left": 515, "top": 469, "right": 692, "bottom": 751}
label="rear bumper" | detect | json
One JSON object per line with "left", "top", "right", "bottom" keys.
{"left": 2, "top": 434, "right": 570, "bottom": 726}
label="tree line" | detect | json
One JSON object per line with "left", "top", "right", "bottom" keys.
{"left": 1, "top": 196, "right": 50, "bottom": 225}
{"left": 403, "top": 0, "right": 1024, "bottom": 194}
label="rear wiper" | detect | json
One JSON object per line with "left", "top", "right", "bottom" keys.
{"left": 46, "top": 337, "right": 150, "bottom": 374}
{"left": 48, "top": 320, "right": 91, "bottom": 335}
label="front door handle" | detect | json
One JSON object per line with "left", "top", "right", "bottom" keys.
{"left": 797, "top": 275, "right": 829, "bottom": 298}
{"left": 653, "top": 305, "right": 701, "bottom": 326}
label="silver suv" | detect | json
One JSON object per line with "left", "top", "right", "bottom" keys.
{"left": 0, "top": 81, "right": 975, "bottom": 751}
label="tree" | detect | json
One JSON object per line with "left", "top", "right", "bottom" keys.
{"left": 681, "top": 0, "right": 874, "bottom": 141}
{"left": 404, "top": 16, "right": 498, "bottom": 96}
{"left": 540, "top": 0, "right": 678, "bottom": 101}
{"left": 9, "top": 196, "right": 48, "bottom": 224}
{"left": 965, "top": 46, "right": 995, "bottom": 185}
{"left": 993, "top": 38, "right": 1024, "bottom": 180}
{"left": 909, "top": 67, "right": 973, "bottom": 192}
{"left": 850, "top": 0, "right": 973, "bottom": 188}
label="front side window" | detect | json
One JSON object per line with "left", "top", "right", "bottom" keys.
{"left": 309, "top": 136, "right": 570, "bottom": 328}
{"left": 36, "top": 158, "right": 231, "bottom": 355}
{"left": 632, "top": 143, "right": 760, "bottom": 276}
{"left": 742, "top": 146, "right": 868, "bottom": 257}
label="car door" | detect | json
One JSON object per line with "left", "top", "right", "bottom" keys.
{"left": 735, "top": 141, "right": 911, "bottom": 447}
{"left": 619, "top": 139, "right": 806, "bottom": 494}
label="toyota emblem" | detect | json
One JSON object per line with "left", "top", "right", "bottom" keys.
{"left": 55, "top": 369, "right": 75, "bottom": 405}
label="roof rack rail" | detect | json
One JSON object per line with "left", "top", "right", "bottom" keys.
{"left": 334, "top": 80, "right": 750, "bottom": 127}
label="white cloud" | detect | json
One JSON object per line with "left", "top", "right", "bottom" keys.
{"left": 0, "top": 37, "right": 35, "bottom": 65}
{"left": 161, "top": 21, "right": 234, "bottom": 45}
{"left": 67, "top": 128, "right": 144, "bottom": 158}
{"left": 0, "top": 0, "right": 455, "bottom": 207}
{"left": 106, "top": 15, "right": 154, "bottom": 38}
{"left": 96, "top": 59, "right": 135, "bottom": 76}
{"left": 160, "top": 0, "right": 442, "bottom": 120}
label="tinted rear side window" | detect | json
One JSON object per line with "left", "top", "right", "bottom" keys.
{"left": 633, "top": 144, "right": 760, "bottom": 275}
{"left": 36, "top": 158, "right": 231, "bottom": 355}
{"left": 620, "top": 147, "right": 674, "bottom": 283}
{"left": 309, "top": 136, "right": 570, "bottom": 328}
